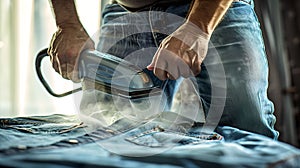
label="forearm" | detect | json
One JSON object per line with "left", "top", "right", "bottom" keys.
{"left": 49, "top": 0, "right": 82, "bottom": 28}
{"left": 187, "top": 0, "right": 233, "bottom": 35}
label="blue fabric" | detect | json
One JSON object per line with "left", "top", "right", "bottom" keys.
{"left": 0, "top": 114, "right": 299, "bottom": 168}
{"left": 0, "top": 114, "right": 87, "bottom": 150}
{"left": 96, "top": 0, "right": 278, "bottom": 139}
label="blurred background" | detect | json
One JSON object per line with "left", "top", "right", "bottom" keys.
{"left": 0, "top": 0, "right": 299, "bottom": 147}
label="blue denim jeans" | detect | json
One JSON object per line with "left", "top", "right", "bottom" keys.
{"left": 1, "top": 114, "right": 299, "bottom": 167}
{"left": 97, "top": 0, "right": 278, "bottom": 139}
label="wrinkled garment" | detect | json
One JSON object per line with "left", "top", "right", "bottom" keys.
{"left": 0, "top": 114, "right": 299, "bottom": 167}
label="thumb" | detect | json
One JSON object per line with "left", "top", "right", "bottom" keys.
{"left": 147, "top": 48, "right": 161, "bottom": 70}
{"left": 147, "top": 63, "right": 154, "bottom": 70}
{"left": 147, "top": 55, "right": 157, "bottom": 71}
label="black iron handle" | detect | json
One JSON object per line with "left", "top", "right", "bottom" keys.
{"left": 35, "top": 48, "right": 82, "bottom": 97}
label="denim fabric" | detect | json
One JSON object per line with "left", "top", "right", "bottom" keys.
{"left": 0, "top": 115, "right": 299, "bottom": 168}
{"left": 97, "top": 0, "right": 278, "bottom": 139}
{"left": 0, "top": 114, "right": 87, "bottom": 151}
{"left": 0, "top": 113, "right": 222, "bottom": 153}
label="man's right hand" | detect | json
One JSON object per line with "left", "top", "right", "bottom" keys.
{"left": 48, "top": 24, "right": 95, "bottom": 82}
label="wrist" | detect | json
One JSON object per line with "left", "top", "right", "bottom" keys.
{"left": 50, "top": 0, "right": 82, "bottom": 29}
{"left": 178, "top": 22, "right": 211, "bottom": 40}
{"left": 57, "top": 20, "right": 83, "bottom": 30}
{"left": 186, "top": 0, "right": 233, "bottom": 35}
{"left": 186, "top": 18, "right": 212, "bottom": 36}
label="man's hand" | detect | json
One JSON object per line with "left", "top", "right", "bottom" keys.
{"left": 147, "top": 22, "right": 210, "bottom": 80}
{"left": 147, "top": 0, "right": 233, "bottom": 80}
{"left": 48, "top": 25, "right": 95, "bottom": 82}
{"left": 48, "top": 0, "right": 95, "bottom": 82}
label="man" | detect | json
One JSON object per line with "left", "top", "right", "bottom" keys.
{"left": 48, "top": 0, "right": 278, "bottom": 139}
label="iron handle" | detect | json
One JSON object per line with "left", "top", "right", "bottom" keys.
{"left": 35, "top": 48, "right": 82, "bottom": 97}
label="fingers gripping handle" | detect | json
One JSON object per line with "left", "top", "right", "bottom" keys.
{"left": 35, "top": 48, "right": 82, "bottom": 97}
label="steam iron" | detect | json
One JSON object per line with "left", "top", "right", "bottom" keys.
{"left": 35, "top": 48, "right": 162, "bottom": 99}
